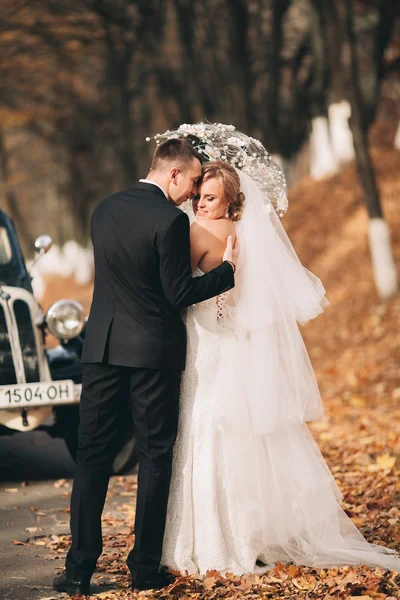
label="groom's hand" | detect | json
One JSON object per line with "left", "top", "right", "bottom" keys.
{"left": 223, "top": 236, "right": 239, "bottom": 273}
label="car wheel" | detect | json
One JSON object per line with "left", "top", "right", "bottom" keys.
{"left": 64, "top": 427, "right": 138, "bottom": 475}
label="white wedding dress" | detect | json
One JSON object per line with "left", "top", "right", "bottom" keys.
{"left": 161, "top": 171, "right": 400, "bottom": 575}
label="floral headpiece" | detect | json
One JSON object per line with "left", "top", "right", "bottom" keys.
{"left": 146, "top": 121, "right": 288, "bottom": 216}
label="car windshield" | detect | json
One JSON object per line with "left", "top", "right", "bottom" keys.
{"left": 0, "top": 227, "right": 12, "bottom": 265}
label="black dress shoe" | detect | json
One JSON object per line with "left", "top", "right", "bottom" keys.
{"left": 53, "top": 570, "right": 90, "bottom": 596}
{"left": 131, "top": 568, "right": 175, "bottom": 591}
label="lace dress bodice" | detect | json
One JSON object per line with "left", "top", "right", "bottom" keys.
{"left": 191, "top": 267, "right": 229, "bottom": 329}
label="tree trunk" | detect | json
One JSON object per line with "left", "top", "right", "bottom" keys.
{"left": 342, "top": 0, "right": 398, "bottom": 299}
{"left": 308, "top": 0, "right": 338, "bottom": 176}
{"left": 312, "top": 1, "right": 354, "bottom": 168}
{"left": 368, "top": 218, "right": 398, "bottom": 300}
{"left": 265, "top": 0, "right": 291, "bottom": 154}
{"left": 66, "top": 149, "right": 92, "bottom": 245}
{"left": 394, "top": 121, "right": 400, "bottom": 150}
{"left": 94, "top": 4, "right": 137, "bottom": 186}
{"left": 172, "top": 0, "right": 199, "bottom": 122}
{"left": 328, "top": 100, "right": 354, "bottom": 164}
{"left": 310, "top": 116, "right": 338, "bottom": 179}
{"left": 342, "top": 0, "right": 382, "bottom": 218}
{"left": 363, "top": 0, "right": 397, "bottom": 128}
{"left": 0, "top": 127, "right": 32, "bottom": 250}
{"left": 229, "top": 0, "right": 256, "bottom": 133}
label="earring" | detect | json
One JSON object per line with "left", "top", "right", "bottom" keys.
{"left": 225, "top": 206, "right": 229, "bottom": 218}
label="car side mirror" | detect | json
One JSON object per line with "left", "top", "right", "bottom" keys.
{"left": 34, "top": 235, "right": 53, "bottom": 255}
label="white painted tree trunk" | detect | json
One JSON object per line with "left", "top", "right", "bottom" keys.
{"left": 271, "top": 153, "right": 290, "bottom": 184}
{"left": 368, "top": 218, "right": 398, "bottom": 300}
{"left": 310, "top": 116, "right": 339, "bottom": 179}
{"left": 271, "top": 153, "right": 284, "bottom": 171}
{"left": 62, "top": 240, "right": 94, "bottom": 285}
{"left": 328, "top": 100, "right": 355, "bottom": 164}
{"left": 394, "top": 121, "right": 400, "bottom": 150}
{"left": 26, "top": 260, "right": 46, "bottom": 302}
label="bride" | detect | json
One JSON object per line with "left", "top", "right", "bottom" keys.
{"left": 152, "top": 123, "right": 400, "bottom": 575}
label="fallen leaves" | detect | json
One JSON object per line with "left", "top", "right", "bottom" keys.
{"left": 292, "top": 575, "right": 315, "bottom": 591}
{"left": 26, "top": 526, "right": 43, "bottom": 534}
{"left": 202, "top": 576, "right": 217, "bottom": 590}
{"left": 27, "top": 514, "right": 400, "bottom": 600}
{"left": 375, "top": 454, "right": 396, "bottom": 471}
{"left": 349, "top": 395, "right": 368, "bottom": 408}
{"left": 53, "top": 478, "right": 70, "bottom": 489}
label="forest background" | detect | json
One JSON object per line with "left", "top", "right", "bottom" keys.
{"left": 0, "top": 1, "right": 399, "bottom": 263}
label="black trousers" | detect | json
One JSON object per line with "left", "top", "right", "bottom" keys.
{"left": 65, "top": 362, "right": 181, "bottom": 584}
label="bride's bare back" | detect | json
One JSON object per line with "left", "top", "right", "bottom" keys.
{"left": 190, "top": 218, "right": 236, "bottom": 273}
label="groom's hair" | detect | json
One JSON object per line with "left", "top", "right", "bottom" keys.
{"left": 151, "top": 139, "right": 202, "bottom": 172}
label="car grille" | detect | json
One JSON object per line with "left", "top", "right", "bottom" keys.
{"left": 0, "top": 304, "right": 17, "bottom": 384}
{"left": 0, "top": 296, "right": 40, "bottom": 385}
{"left": 14, "top": 299, "right": 40, "bottom": 383}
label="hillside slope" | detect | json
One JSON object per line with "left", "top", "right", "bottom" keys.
{"left": 286, "top": 147, "right": 400, "bottom": 404}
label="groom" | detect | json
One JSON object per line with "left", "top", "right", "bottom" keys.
{"left": 53, "top": 139, "right": 237, "bottom": 595}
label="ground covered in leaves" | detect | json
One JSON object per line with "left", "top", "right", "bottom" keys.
{"left": 35, "top": 143, "right": 400, "bottom": 598}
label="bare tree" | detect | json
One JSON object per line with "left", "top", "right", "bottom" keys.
{"left": 89, "top": 0, "right": 166, "bottom": 184}
{"left": 262, "top": 0, "right": 310, "bottom": 158}
{"left": 340, "top": 0, "right": 398, "bottom": 299}
{"left": 0, "top": 125, "right": 32, "bottom": 247}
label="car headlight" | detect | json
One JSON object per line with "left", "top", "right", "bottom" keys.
{"left": 46, "top": 300, "right": 84, "bottom": 340}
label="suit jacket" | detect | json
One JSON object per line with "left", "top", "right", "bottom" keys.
{"left": 81, "top": 182, "right": 234, "bottom": 370}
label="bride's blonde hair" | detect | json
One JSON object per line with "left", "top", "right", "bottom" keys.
{"left": 201, "top": 160, "right": 245, "bottom": 222}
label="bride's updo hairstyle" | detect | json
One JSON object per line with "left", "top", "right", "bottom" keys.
{"left": 202, "top": 160, "right": 245, "bottom": 222}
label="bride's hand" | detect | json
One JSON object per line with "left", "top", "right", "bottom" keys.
{"left": 223, "top": 236, "right": 239, "bottom": 272}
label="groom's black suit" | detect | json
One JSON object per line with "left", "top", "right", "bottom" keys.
{"left": 66, "top": 182, "right": 234, "bottom": 586}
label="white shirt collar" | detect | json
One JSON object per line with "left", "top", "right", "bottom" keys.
{"left": 139, "top": 179, "right": 168, "bottom": 200}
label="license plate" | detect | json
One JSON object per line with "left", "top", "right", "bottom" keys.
{"left": 0, "top": 380, "right": 76, "bottom": 409}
